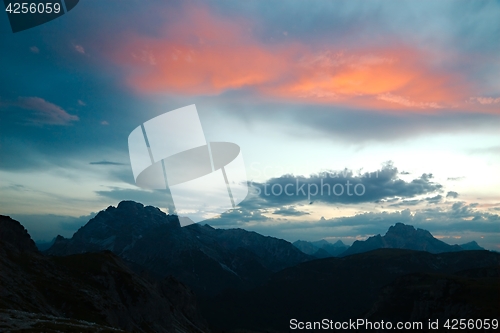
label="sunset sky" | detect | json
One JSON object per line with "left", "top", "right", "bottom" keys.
{"left": 0, "top": 0, "right": 499, "bottom": 249}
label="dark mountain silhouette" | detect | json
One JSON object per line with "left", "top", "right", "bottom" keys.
{"left": 293, "top": 240, "right": 322, "bottom": 256}
{"left": 16, "top": 203, "right": 496, "bottom": 333}
{"left": 365, "top": 265, "right": 499, "bottom": 323}
{"left": 0, "top": 215, "right": 209, "bottom": 333}
{"left": 203, "top": 249, "right": 500, "bottom": 332}
{"left": 46, "top": 201, "right": 312, "bottom": 296}
{"left": 0, "top": 215, "right": 38, "bottom": 252}
{"left": 293, "top": 224, "right": 485, "bottom": 259}
{"left": 341, "top": 222, "right": 468, "bottom": 256}
{"left": 459, "top": 240, "right": 485, "bottom": 250}
{"left": 293, "top": 239, "right": 349, "bottom": 257}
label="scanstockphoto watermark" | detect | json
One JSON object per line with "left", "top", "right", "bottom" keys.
{"left": 251, "top": 179, "right": 367, "bottom": 201}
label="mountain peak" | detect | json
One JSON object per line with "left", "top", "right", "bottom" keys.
{"left": 386, "top": 222, "right": 414, "bottom": 234}
{"left": 341, "top": 223, "right": 462, "bottom": 256}
{"left": 460, "top": 240, "right": 485, "bottom": 251}
{"left": 90, "top": 200, "right": 180, "bottom": 229}
{"left": 388, "top": 222, "right": 412, "bottom": 230}
{"left": 333, "top": 240, "right": 346, "bottom": 247}
{"left": 0, "top": 215, "right": 38, "bottom": 253}
{"left": 386, "top": 222, "right": 432, "bottom": 238}
{"left": 116, "top": 200, "right": 144, "bottom": 211}
{"left": 312, "top": 239, "right": 330, "bottom": 246}
{"left": 47, "top": 201, "right": 181, "bottom": 255}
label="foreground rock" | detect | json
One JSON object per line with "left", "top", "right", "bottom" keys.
{"left": 0, "top": 215, "right": 209, "bottom": 333}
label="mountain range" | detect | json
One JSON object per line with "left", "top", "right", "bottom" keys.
{"left": 294, "top": 222, "right": 485, "bottom": 258}
{"left": 46, "top": 201, "right": 312, "bottom": 296}
{"left": 293, "top": 239, "right": 349, "bottom": 257}
{"left": 2, "top": 201, "right": 498, "bottom": 332}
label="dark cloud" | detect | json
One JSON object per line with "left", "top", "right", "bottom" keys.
{"left": 89, "top": 161, "right": 128, "bottom": 166}
{"left": 208, "top": 205, "right": 270, "bottom": 226}
{"left": 425, "top": 195, "right": 443, "bottom": 204}
{"left": 446, "top": 191, "right": 459, "bottom": 198}
{"left": 249, "top": 164, "right": 442, "bottom": 207}
{"left": 1, "top": 97, "right": 79, "bottom": 125}
{"left": 389, "top": 199, "right": 422, "bottom": 207}
{"left": 387, "top": 194, "right": 444, "bottom": 207}
{"left": 272, "top": 206, "right": 310, "bottom": 216}
{"left": 375, "top": 197, "right": 400, "bottom": 204}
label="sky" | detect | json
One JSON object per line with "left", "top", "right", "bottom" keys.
{"left": 0, "top": 0, "right": 499, "bottom": 250}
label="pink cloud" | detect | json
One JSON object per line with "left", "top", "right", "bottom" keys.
{"left": 15, "top": 97, "right": 79, "bottom": 125}
{"left": 469, "top": 96, "right": 500, "bottom": 105}
{"left": 104, "top": 4, "right": 496, "bottom": 114}
{"left": 377, "top": 93, "right": 443, "bottom": 109}
{"left": 74, "top": 45, "right": 85, "bottom": 54}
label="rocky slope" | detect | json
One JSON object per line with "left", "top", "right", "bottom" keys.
{"left": 0, "top": 309, "right": 129, "bottom": 332}
{"left": 0, "top": 215, "right": 209, "bottom": 333}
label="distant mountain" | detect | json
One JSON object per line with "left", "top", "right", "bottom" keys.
{"left": 293, "top": 223, "right": 484, "bottom": 259}
{"left": 293, "top": 239, "right": 349, "bottom": 257}
{"left": 47, "top": 201, "right": 312, "bottom": 296}
{"left": 203, "top": 249, "right": 500, "bottom": 332}
{"left": 340, "top": 222, "right": 474, "bottom": 256}
{"left": 459, "top": 240, "right": 485, "bottom": 251}
{"left": 35, "top": 237, "right": 56, "bottom": 251}
{"left": 293, "top": 240, "right": 330, "bottom": 258}
{"left": 0, "top": 215, "right": 209, "bottom": 333}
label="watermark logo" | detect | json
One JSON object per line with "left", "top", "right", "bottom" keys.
{"left": 4, "top": 0, "right": 80, "bottom": 33}
{"left": 128, "top": 105, "right": 248, "bottom": 226}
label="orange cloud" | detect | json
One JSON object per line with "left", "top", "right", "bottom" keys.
{"left": 108, "top": 5, "right": 495, "bottom": 114}
{"left": 272, "top": 47, "right": 471, "bottom": 112}
{"left": 111, "top": 6, "right": 293, "bottom": 95}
